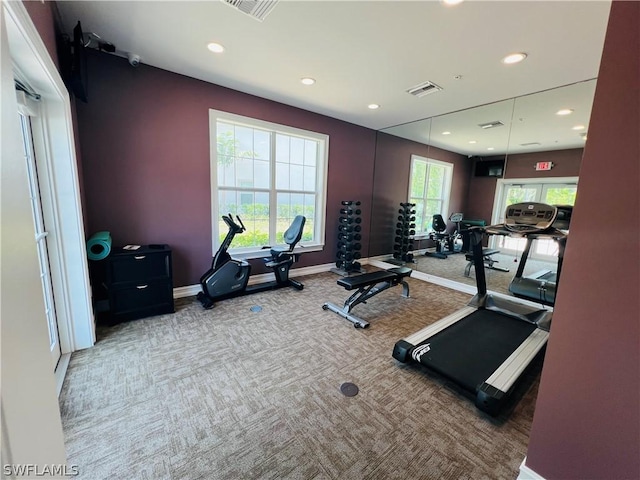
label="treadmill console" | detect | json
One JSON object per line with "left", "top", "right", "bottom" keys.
{"left": 504, "top": 202, "right": 558, "bottom": 233}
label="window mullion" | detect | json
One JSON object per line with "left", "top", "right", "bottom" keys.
{"left": 269, "top": 131, "right": 277, "bottom": 244}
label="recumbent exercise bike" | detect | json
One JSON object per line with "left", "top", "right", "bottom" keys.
{"left": 197, "top": 214, "right": 306, "bottom": 309}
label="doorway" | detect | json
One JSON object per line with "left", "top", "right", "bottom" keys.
{"left": 491, "top": 177, "right": 578, "bottom": 260}
{"left": 18, "top": 110, "right": 62, "bottom": 369}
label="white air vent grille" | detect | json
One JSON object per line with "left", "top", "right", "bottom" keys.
{"left": 406, "top": 81, "right": 443, "bottom": 98}
{"left": 221, "top": 0, "right": 278, "bottom": 21}
{"left": 478, "top": 121, "right": 504, "bottom": 129}
{"left": 520, "top": 142, "right": 542, "bottom": 147}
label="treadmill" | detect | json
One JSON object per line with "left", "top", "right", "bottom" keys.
{"left": 392, "top": 202, "right": 559, "bottom": 415}
{"left": 508, "top": 206, "right": 571, "bottom": 306}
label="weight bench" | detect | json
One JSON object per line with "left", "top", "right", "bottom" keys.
{"left": 322, "top": 267, "right": 412, "bottom": 328}
{"left": 464, "top": 248, "right": 509, "bottom": 277}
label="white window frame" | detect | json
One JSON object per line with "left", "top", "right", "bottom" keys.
{"left": 408, "top": 155, "right": 454, "bottom": 238}
{"left": 209, "top": 109, "right": 328, "bottom": 258}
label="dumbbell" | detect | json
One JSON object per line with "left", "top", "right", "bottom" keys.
{"left": 340, "top": 208, "right": 362, "bottom": 215}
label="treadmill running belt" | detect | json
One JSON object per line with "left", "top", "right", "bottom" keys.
{"left": 413, "top": 310, "right": 537, "bottom": 393}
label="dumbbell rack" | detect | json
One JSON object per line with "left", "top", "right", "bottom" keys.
{"left": 331, "top": 200, "right": 364, "bottom": 276}
{"left": 390, "top": 202, "right": 416, "bottom": 265}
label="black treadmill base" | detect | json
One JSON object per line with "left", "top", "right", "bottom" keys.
{"left": 396, "top": 309, "right": 544, "bottom": 416}
{"left": 411, "top": 310, "right": 537, "bottom": 393}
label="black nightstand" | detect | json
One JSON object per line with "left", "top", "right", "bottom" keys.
{"left": 101, "top": 245, "right": 175, "bottom": 322}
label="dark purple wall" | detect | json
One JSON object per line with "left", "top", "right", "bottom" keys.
{"left": 505, "top": 148, "right": 583, "bottom": 179}
{"left": 370, "top": 132, "right": 471, "bottom": 257}
{"left": 526, "top": 1, "right": 639, "bottom": 478}
{"left": 75, "top": 51, "right": 376, "bottom": 286}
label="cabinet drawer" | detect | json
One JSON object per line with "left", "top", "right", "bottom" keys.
{"left": 110, "top": 281, "right": 174, "bottom": 320}
{"left": 109, "top": 252, "right": 170, "bottom": 284}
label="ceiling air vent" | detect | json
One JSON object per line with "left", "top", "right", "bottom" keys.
{"left": 520, "top": 142, "right": 542, "bottom": 147}
{"left": 406, "top": 81, "right": 443, "bottom": 98}
{"left": 221, "top": 0, "right": 279, "bottom": 22}
{"left": 478, "top": 121, "right": 504, "bottom": 129}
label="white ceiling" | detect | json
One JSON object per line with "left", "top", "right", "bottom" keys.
{"left": 56, "top": 0, "right": 611, "bottom": 155}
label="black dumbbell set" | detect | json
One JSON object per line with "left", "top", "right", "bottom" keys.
{"left": 393, "top": 202, "right": 415, "bottom": 263}
{"left": 336, "top": 200, "right": 362, "bottom": 273}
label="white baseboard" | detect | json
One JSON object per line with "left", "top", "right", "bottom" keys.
{"left": 518, "top": 457, "right": 546, "bottom": 480}
{"left": 55, "top": 353, "right": 71, "bottom": 397}
{"left": 173, "top": 284, "right": 202, "bottom": 299}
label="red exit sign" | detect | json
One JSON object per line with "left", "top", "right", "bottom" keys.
{"left": 535, "top": 161, "right": 554, "bottom": 171}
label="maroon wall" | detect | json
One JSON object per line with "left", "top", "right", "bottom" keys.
{"left": 75, "top": 51, "right": 376, "bottom": 286}
{"left": 505, "top": 148, "right": 582, "bottom": 179}
{"left": 23, "top": 0, "right": 59, "bottom": 69}
{"left": 370, "top": 132, "right": 471, "bottom": 257}
{"left": 526, "top": 2, "right": 639, "bottom": 478}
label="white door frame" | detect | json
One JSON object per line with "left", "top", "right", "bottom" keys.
{"left": 5, "top": 2, "right": 96, "bottom": 382}
{"left": 491, "top": 176, "right": 579, "bottom": 225}
{"left": 491, "top": 176, "right": 578, "bottom": 258}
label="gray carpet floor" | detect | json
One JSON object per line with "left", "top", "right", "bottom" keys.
{"left": 59, "top": 271, "right": 540, "bottom": 479}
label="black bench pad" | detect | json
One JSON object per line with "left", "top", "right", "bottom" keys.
{"left": 337, "top": 267, "right": 412, "bottom": 290}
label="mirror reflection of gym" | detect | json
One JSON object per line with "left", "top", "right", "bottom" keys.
{"left": 374, "top": 80, "right": 595, "bottom": 297}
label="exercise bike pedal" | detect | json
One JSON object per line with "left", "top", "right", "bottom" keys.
{"left": 196, "top": 292, "right": 215, "bottom": 309}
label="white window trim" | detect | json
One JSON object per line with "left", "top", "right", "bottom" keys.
{"left": 408, "top": 155, "right": 454, "bottom": 237}
{"left": 209, "top": 109, "right": 328, "bottom": 259}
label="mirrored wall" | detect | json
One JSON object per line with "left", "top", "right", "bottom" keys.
{"left": 373, "top": 79, "right": 597, "bottom": 293}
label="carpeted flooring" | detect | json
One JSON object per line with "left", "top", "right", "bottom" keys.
{"left": 59, "top": 270, "right": 541, "bottom": 479}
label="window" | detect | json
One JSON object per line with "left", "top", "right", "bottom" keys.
{"left": 210, "top": 110, "right": 328, "bottom": 256}
{"left": 408, "top": 155, "right": 453, "bottom": 235}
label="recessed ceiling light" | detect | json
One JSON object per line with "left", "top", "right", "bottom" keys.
{"left": 572, "top": 124, "right": 586, "bottom": 130}
{"left": 469, "top": 140, "right": 477, "bottom": 144}
{"left": 207, "top": 42, "right": 225, "bottom": 53}
{"left": 301, "top": 77, "right": 315, "bottom": 85}
{"left": 442, "top": 131, "right": 451, "bottom": 135}
{"left": 556, "top": 109, "right": 574, "bottom": 116}
{"left": 441, "top": 0, "right": 464, "bottom": 5}
{"left": 487, "top": 147, "right": 495, "bottom": 151}
{"left": 368, "top": 104, "right": 380, "bottom": 110}
{"left": 502, "top": 52, "right": 527, "bottom": 64}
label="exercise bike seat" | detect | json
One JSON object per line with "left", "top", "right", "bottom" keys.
{"left": 269, "top": 215, "right": 306, "bottom": 261}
